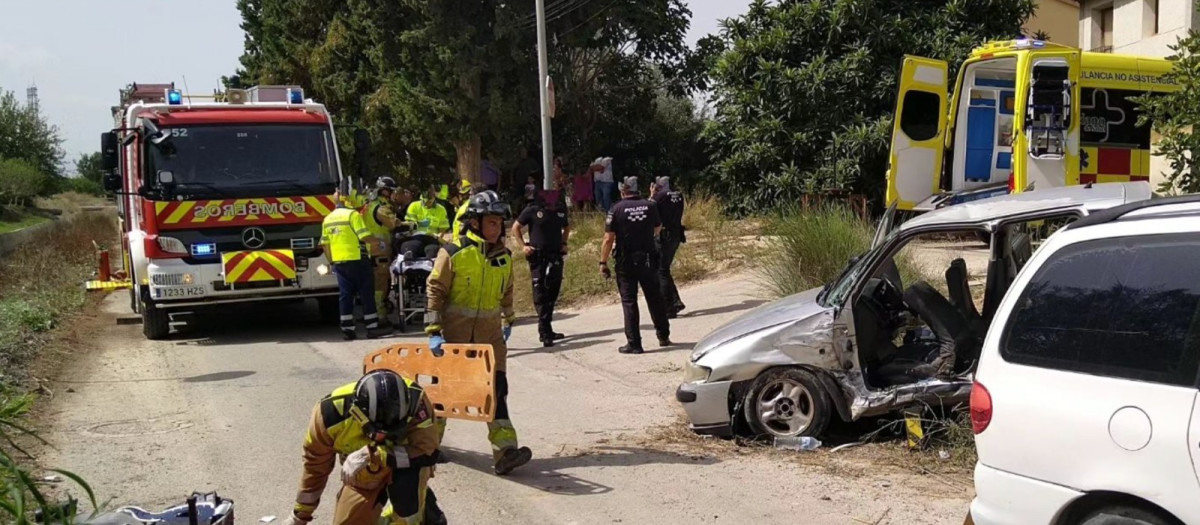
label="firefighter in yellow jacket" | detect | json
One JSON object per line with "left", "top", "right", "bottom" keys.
{"left": 364, "top": 177, "right": 403, "bottom": 327}
{"left": 285, "top": 370, "right": 446, "bottom": 525}
{"left": 426, "top": 190, "right": 532, "bottom": 475}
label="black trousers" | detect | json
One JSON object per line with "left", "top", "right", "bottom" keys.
{"left": 528, "top": 251, "right": 564, "bottom": 340}
{"left": 615, "top": 252, "right": 670, "bottom": 348}
{"left": 657, "top": 232, "right": 684, "bottom": 311}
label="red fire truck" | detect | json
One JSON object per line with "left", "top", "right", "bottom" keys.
{"left": 100, "top": 83, "right": 362, "bottom": 339}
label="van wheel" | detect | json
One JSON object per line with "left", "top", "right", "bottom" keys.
{"left": 1078, "top": 506, "right": 1173, "bottom": 525}
{"left": 317, "top": 297, "right": 340, "bottom": 324}
{"left": 743, "top": 367, "right": 832, "bottom": 439}
{"left": 141, "top": 296, "right": 170, "bottom": 340}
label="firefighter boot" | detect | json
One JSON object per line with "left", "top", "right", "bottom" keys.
{"left": 493, "top": 446, "right": 532, "bottom": 476}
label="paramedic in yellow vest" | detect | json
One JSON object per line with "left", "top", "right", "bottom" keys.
{"left": 451, "top": 182, "right": 487, "bottom": 239}
{"left": 425, "top": 190, "right": 532, "bottom": 475}
{"left": 321, "top": 191, "right": 388, "bottom": 340}
{"left": 400, "top": 187, "right": 450, "bottom": 260}
{"left": 363, "top": 177, "right": 402, "bottom": 326}
{"left": 284, "top": 370, "right": 447, "bottom": 525}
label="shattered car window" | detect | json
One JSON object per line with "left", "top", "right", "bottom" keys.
{"left": 823, "top": 252, "right": 871, "bottom": 307}
{"left": 1001, "top": 233, "right": 1200, "bottom": 387}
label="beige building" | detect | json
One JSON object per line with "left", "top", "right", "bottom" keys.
{"left": 1080, "top": 0, "right": 1199, "bottom": 55}
{"left": 1027, "top": 0, "right": 1081, "bottom": 45}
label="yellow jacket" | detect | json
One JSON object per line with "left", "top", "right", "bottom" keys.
{"left": 405, "top": 201, "right": 450, "bottom": 237}
{"left": 292, "top": 380, "right": 438, "bottom": 518}
{"left": 425, "top": 230, "right": 515, "bottom": 370}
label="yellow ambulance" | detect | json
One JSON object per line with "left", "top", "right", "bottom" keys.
{"left": 885, "top": 39, "right": 1176, "bottom": 211}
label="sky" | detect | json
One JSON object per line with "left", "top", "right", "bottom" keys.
{"left": 0, "top": 0, "right": 751, "bottom": 172}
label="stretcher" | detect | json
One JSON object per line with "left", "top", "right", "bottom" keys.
{"left": 363, "top": 343, "right": 496, "bottom": 422}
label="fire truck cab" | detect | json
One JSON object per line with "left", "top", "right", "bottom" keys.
{"left": 886, "top": 39, "right": 1176, "bottom": 211}
{"left": 100, "top": 83, "right": 357, "bottom": 339}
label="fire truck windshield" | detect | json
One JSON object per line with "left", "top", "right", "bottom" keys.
{"left": 146, "top": 124, "right": 338, "bottom": 198}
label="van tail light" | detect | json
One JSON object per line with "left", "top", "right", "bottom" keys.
{"left": 1007, "top": 172, "right": 1016, "bottom": 193}
{"left": 970, "top": 382, "right": 993, "bottom": 434}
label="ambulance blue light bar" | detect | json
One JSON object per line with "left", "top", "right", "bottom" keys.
{"left": 191, "top": 242, "right": 217, "bottom": 257}
{"left": 287, "top": 88, "right": 304, "bottom": 104}
{"left": 166, "top": 89, "right": 183, "bottom": 105}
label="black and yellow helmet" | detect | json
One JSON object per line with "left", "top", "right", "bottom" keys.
{"left": 352, "top": 370, "right": 409, "bottom": 441}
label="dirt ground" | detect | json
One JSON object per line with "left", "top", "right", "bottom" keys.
{"left": 38, "top": 274, "right": 974, "bottom": 524}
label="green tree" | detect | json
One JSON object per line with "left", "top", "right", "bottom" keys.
{"left": 74, "top": 152, "right": 105, "bottom": 185}
{"left": 0, "top": 158, "right": 47, "bottom": 206}
{"left": 1135, "top": 23, "right": 1200, "bottom": 194}
{"left": 701, "top": 0, "right": 1036, "bottom": 214}
{"left": 0, "top": 88, "right": 64, "bottom": 182}
{"left": 233, "top": 0, "right": 701, "bottom": 188}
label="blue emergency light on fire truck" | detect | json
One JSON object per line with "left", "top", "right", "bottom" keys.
{"left": 98, "top": 82, "right": 369, "bottom": 340}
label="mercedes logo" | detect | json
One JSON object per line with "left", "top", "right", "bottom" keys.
{"left": 241, "top": 227, "right": 266, "bottom": 249}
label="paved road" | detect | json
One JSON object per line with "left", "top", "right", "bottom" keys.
{"left": 43, "top": 275, "right": 972, "bottom": 524}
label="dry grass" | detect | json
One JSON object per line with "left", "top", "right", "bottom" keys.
{"left": 641, "top": 413, "right": 976, "bottom": 487}
{"left": 34, "top": 192, "right": 108, "bottom": 216}
{"left": 510, "top": 193, "right": 761, "bottom": 315}
{"left": 0, "top": 210, "right": 117, "bottom": 391}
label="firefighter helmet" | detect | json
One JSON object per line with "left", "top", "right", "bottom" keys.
{"left": 464, "top": 190, "right": 512, "bottom": 220}
{"left": 352, "top": 370, "right": 409, "bottom": 441}
{"left": 376, "top": 176, "right": 397, "bottom": 191}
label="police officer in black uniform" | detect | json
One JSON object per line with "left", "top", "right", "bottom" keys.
{"left": 650, "top": 176, "right": 686, "bottom": 318}
{"left": 512, "top": 189, "right": 571, "bottom": 347}
{"left": 599, "top": 176, "right": 671, "bottom": 354}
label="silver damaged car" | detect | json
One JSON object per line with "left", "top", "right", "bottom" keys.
{"left": 677, "top": 182, "right": 1153, "bottom": 438}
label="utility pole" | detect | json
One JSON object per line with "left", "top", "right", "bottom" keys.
{"left": 535, "top": 0, "right": 554, "bottom": 191}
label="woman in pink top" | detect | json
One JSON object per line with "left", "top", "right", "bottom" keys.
{"left": 571, "top": 162, "right": 594, "bottom": 211}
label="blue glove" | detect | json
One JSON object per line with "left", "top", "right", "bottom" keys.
{"left": 429, "top": 334, "right": 446, "bottom": 356}
{"left": 503, "top": 324, "right": 513, "bottom": 342}
{"left": 419, "top": 219, "right": 431, "bottom": 228}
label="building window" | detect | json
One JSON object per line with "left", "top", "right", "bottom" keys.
{"left": 1146, "top": 0, "right": 1160, "bottom": 36}
{"left": 1099, "top": 6, "right": 1114, "bottom": 52}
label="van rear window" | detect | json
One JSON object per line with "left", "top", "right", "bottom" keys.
{"left": 1001, "top": 233, "right": 1200, "bottom": 387}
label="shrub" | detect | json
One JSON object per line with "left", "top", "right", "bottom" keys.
{"left": 59, "top": 177, "right": 103, "bottom": 197}
{"left": 758, "top": 206, "right": 873, "bottom": 298}
{"left": 0, "top": 158, "right": 48, "bottom": 206}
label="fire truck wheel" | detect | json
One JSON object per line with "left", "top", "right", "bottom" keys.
{"left": 317, "top": 297, "right": 339, "bottom": 325}
{"left": 141, "top": 296, "right": 170, "bottom": 340}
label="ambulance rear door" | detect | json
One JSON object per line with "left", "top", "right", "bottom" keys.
{"left": 886, "top": 56, "right": 949, "bottom": 210}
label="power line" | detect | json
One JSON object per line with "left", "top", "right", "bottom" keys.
{"left": 517, "top": 0, "right": 593, "bottom": 30}
{"left": 559, "top": 0, "right": 618, "bottom": 36}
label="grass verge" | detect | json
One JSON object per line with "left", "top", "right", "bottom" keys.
{"left": 757, "top": 205, "right": 874, "bottom": 298}
{"left": 510, "top": 193, "right": 761, "bottom": 314}
{"left": 0, "top": 206, "right": 115, "bottom": 522}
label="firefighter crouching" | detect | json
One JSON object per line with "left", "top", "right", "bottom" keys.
{"left": 364, "top": 177, "right": 403, "bottom": 328}
{"left": 425, "top": 190, "right": 533, "bottom": 475}
{"left": 285, "top": 370, "right": 447, "bottom": 525}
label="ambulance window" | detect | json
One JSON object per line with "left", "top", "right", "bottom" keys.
{"left": 900, "top": 91, "right": 941, "bottom": 142}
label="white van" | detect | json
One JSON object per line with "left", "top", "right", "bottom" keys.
{"left": 970, "top": 195, "right": 1200, "bottom": 525}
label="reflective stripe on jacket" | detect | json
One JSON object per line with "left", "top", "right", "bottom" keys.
{"left": 426, "top": 230, "right": 515, "bottom": 370}
{"left": 451, "top": 200, "right": 469, "bottom": 239}
{"left": 321, "top": 207, "right": 371, "bottom": 263}
{"left": 404, "top": 201, "right": 450, "bottom": 237}
{"left": 293, "top": 379, "right": 438, "bottom": 517}
{"left": 363, "top": 197, "right": 399, "bottom": 256}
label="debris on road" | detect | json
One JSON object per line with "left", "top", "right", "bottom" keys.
{"left": 259, "top": 516, "right": 277, "bottom": 523}
{"left": 774, "top": 436, "right": 821, "bottom": 451}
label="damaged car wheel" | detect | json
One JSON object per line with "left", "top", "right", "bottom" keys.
{"left": 743, "top": 367, "right": 831, "bottom": 439}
